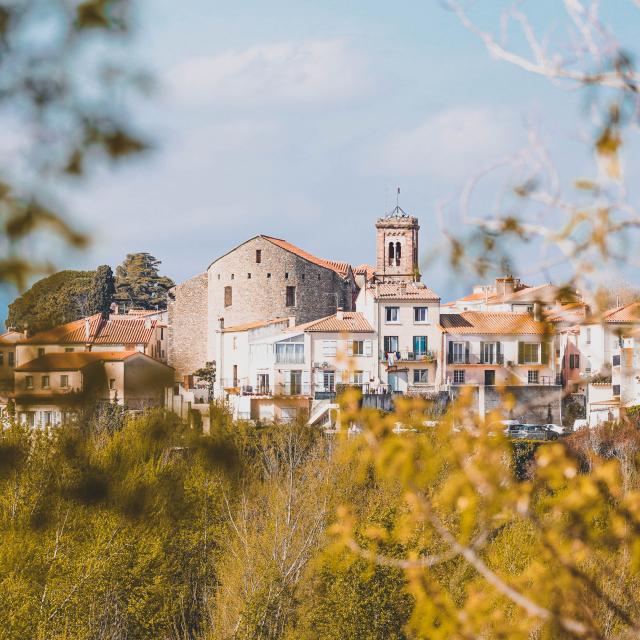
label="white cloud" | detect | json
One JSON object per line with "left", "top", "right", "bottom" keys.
{"left": 374, "top": 107, "right": 517, "bottom": 181}
{"left": 166, "top": 39, "right": 370, "bottom": 108}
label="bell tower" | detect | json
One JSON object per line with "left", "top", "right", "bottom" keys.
{"left": 374, "top": 201, "right": 420, "bottom": 283}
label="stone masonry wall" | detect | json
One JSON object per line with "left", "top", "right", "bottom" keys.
{"left": 207, "top": 236, "right": 354, "bottom": 361}
{"left": 168, "top": 273, "right": 208, "bottom": 380}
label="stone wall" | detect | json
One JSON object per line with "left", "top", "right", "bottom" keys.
{"left": 207, "top": 236, "right": 354, "bottom": 360}
{"left": 167, "top": 273, "right": 208, "bottom": 380}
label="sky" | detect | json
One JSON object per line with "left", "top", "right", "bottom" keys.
{"left": 3, "top": 0, "right": 640, "bottom": 324}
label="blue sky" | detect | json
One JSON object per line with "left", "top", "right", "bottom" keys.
{"left": 3, "top": 1, "right": 640, "bottom": 324}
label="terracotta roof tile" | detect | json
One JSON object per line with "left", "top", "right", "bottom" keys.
{"left": 262, "top": 236, "right": 351, "bottom": 279}
{"left": 354, "top": 264, "right": 375, "bottom": 280}
{"left": 371, "top": 282, "right": 440, "bottom": 301}
{"left": 223, "top": 318, "right": 291, "bottom": 333}
{"left": 0, "top": 330, "right": 23, "bottom": 346}
{"left": 15, "top": 351, "right": 138, "bottom": 372}
{"left": 292, "top": 312, "right": 374, "bottom": 333}
{"left": 601, "top": 302, "right": 640, "bottom": 324}
{"left": 440, "top": 311, "right": 547, "bottom": 335}
{"left": 21, "top": 314, "right": 157, "bottom": 346}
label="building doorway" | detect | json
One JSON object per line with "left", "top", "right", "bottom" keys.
{"left": 484, "top": 370, "right": 495, "bottom": 386}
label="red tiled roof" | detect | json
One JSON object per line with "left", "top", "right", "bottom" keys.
{"left": 292, "top": 312, "right": 374, "bottom": 333}
{"left": 15, "top": 351, "right": 137, "bottom": 372}
{"left": 354, "top": 264, "right": 375, "bottom": 280}
{"left": 223, "top": 318, "right": 291, "bottom": 333}
{"left": 440, "top": 311, "right": 547, "bottom": 335}
{"left": 372, "top": 282, "right": 440, "bottom": 301}
{"left": 545, "top": 302, "right": 588, "bottom": 324}
{"left": 601, "top": 302, "right": 640, "bottom": 324}
{"left": 20, "top": 314, "right": 157, "bottom": 346}
{"left": 262, "top": 236, "right": 351, "bottom": 279}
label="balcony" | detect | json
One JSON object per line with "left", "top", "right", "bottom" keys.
{"left": 446, "top": 354, "right": 505, "bottom": 365}
{"left": 276, "top": 383, "right": 312, "bottom": 397}
{"left": 381, "top": 350, "right": 436, "bottom": 364}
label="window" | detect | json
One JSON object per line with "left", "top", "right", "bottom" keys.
{"left": 528, "top": 370, "right": 539, "bottom": 384}
{"left": 0, "top": 352, "right": 3, "bottom": 366}
{"left": 385, "top": 307, "right": 399, "bottom": 323}
{"left": 352, "top": 340, "right": 364, "bottom": 356}
{"left": 481, "top": 341, "right": 500, "bottom": 364}
{"left": 267, "top": 273, "right": 271, "bottom": 279}
{"left": 352, "top": 371, "right": 364, "bottom": 385}
{"left": 286, "top": 286, "right": 296, "bottom": 307}
{"left": 450, "top": 342, "right": 467, "bottom": 364}
{"left": 612, "top": 354, "right": 621, "bottom": 366}
{"left": 395, "top": 242, "right": 401, "bottom": 266}
{"left": 217, "top": 274, "right": 220, "bottom": 280}
{"left": 413, "top": 369, "right": 428, "bottom": 384}
{"left": 383, "top": 336, "right": 399, "bottom": 355}
{"left": 285, "top": 272, "right": 289, "bottom": 279}
{"left": 257, "top": 373, "right": 270, "bottom": 394}
{"left": 301, "top": 274, "right": 305, "bottom": 281}
{"left": 60, "top": 375, "right": 69, "bottom": 388}
{"left": 613, "top": 384, "right": 621, "bottom": 396}
{"left": 8, "top": 352, "right": 14, "bottom": 367}
{"left": 275, "top": 339, "right": 305, "bottom": 364}
{"left": 247, "top": 273, "right": 251, "bottom": 279}
{"left": 585, "top": 357, "right": 592, "bottom": 374}
{"left": 26, "top": 375, "right": 33, "bottom": 389}
{"left": 41, "top": 375, "right": 50, "bottom": 389}
{"left": 289, "top": 370, "right": 302, "bottom": 395}
{"left": 414, "top": 307, "right": 428, "bottom": 323}
{"left": 322, "top": 340, "right": 337, "bottom": 356}
{"left": 413, "top": 336, "right": 428, "bottom": 356}
{"left": 233, "top": 365, "right": 238, "bottom": 388}
{"left": 256, "top": 249, "right": 262, "bottom": 263}
{"left": 224, "top": 286, "right": 232, "bottom": 307}
{"left": 519, "top": 342, "right": 540, "bottom": 364}
{"left": 232, "top": 336, "right": 238, "bottom": 350}
{"left": 38, "top": 347, "right": 45, "bottom": 357}
{"left": 65, "top": 347, "right": 74, "bottom": 352}
{"left": 388, "top": 242, "right": 395, "bottom": 266}
{"left": 453, "top": 370, "right": 465, "bottom": 384}
{"left": 586, "top": 327, "right": 591, "bottom": 344}
{"left": 323, "top": 371, "right": 335, "bottom": 392}
{"left": 569, "top": 354, "right": 580, "bottom": 369}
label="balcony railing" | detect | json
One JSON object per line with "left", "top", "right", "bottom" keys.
{"left": 447, "top": 354, "right": 505, "bottom": 365}
{"left": 276, "top": 383, "right": 312, "bottom": 396}
{"left": 381, "top": 350, "right": 436, "bottom": 364}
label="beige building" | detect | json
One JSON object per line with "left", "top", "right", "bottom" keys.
{"left": 13, "top": 351, "right": 174, "bottom": 427}
{"left": 0, "top": 330, "right": 22, "bottom": 399}
{"left": 16, "top": 313, "right": 167, "bottom": 367}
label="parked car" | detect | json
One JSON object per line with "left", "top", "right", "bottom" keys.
{"left": 543, "top": 423, "right": 570, "bottom": 436}
{"left": 504, "top": 423, "right": 525, "bottom": 438}
{"left": 509, "top": 424, "right": 556, "bottom": 441}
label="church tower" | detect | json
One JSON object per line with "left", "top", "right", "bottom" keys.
{"left": 374, "top": 203, "right": 420, "bottom": 283}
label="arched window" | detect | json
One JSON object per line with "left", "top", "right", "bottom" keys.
{"left": 395, "top": 242, "right": 401, "bottom": 266}
{"left": 388, "top": 242, "right": 395, "bottom": 266}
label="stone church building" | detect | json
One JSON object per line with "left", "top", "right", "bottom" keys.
{"left": 168, "top": 235, "right": 357, "bottom": 379}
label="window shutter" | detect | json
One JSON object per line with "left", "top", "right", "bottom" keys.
{"left": 347, "top": 341, "right": 353, "bottom": 356}
{"left": 314, "top": 371, "right": 324, "bottom": 386}
{"left": 363, "top": 370, "right": 370, "bottom": 383}
{"left": 302, "top": 370, "right": 310, "bottom": 392}
{"left": 479, "top": 341, "right": 485, "bottom": 364}
{"left": 335, "top": 369, "right": 344, "bottom": 383}
{"left": 465, "top": 341, "right": 470, "bottom": 364}
{"left": 448, "top": 341, "right": 453, "bottom": 364}
{"left": 576, "top": 354, "right": 580, "bottom": 369}
{"left": 364, "top": 340, "right": 373, "bottom": 356}
{"left": 518, "top": 341, "right": 524, "bottom": 364}
{"left": 496, "top": 341, "right": 501, "bottom": 363}
{"left": 541, "top": 342, "right": 549, "bottom": 365}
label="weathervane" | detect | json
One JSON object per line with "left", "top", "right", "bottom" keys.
{"left": 386, "top": 187, "right": 409, "bottom": 218}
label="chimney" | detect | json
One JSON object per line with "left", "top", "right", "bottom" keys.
{"left": 336, "top": 307, "right": 344, "bottom": 320}
{"left": 495, "top": 276, "right": 516, "bottom": 297}
{"left": 533, "top": 301, "right": 542, "bottom": 321}
{"left": 144, "top": 318, "right": 152, "bottom": 330}
{"left": 84, "top": 318, "right": 91, "bottom": 342}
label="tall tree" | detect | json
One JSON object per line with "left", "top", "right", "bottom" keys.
{"left": 7, "top": 270, "right": 95, "bottom": 332}
{"left": 113, "top": 253, "right": 174, "bottom": 310}
{"left": 86, "top": 265, "right": 116, "bottom": 316}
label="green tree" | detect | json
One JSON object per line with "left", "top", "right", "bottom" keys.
{"left": 114, "top": 253, "right": 174, "bottom": 310}
{"left": 7, "top": 270, "right": 94, "bottom": 332}
{"left": 194, "top": 361, "right": 216, "bottom": 401}
{"left": 87, "top": 264, "right": 116, "bottom": 317}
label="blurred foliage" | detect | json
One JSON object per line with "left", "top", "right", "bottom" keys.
{"left": 0, "top": 0, "right": 148, "bottom": 291}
